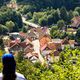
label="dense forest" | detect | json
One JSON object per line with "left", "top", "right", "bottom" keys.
{"left": 1, "top": 0, "right": 80, "bottom": 10}
{"left": 16, "top": 0, "right": 80, "bottom": 10}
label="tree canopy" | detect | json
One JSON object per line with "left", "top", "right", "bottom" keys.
{"left": 17, "top": 0, "right": 80, "bottom": 10}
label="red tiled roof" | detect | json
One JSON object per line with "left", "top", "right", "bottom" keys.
{"left": 41, "top": 44, "right": 47, "bottom": 51}
{"left": 19, "top": 32, "right": 27, "bottom": 38}
{"left": 47, "top": 43, "right": 56, "bottom": 50}
{"left": 25, "top": 53, "right": 33, "bottom": 58}
{"left": 41, "top": 42, "right": 58, "bottom": 51}
{"left": 9, "top": 41, "right": 15, "bottom": 47}
{"left": 9, "top": 41, "right": 29, "bottom": 49}
{"left": 19, "top": 42, "right": 27, "bottom": 48}
{"left": 32, "top": 53, "right": 38, "bottom": 58}
{"left": 9, "top": 38, "right": 21, "bottom": 48}
{"left": 10, "top": 42, "right": 19, "bottom": 49}
{"left": 62, "top": 39, "right": 75, "bottom": 45}
{"left": 24, "top": 44, "right": 34, "bottom": 53}
{"left": 61, "top": 39, "right": 69, "bottom": 44}
{"left": 40, "top": 36, "right": 51, "bottom": 48}
{"left": 24, "top": 38, "right": 31, "bottom": 44}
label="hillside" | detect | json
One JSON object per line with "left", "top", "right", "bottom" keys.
{"left": 16, "top": 0, "right": 80, "bottom": 10}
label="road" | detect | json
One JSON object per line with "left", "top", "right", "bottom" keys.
{"left": 22, "top": 16, "right": 40, "bottom": 28}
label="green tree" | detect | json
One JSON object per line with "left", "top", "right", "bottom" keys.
{"left": 75, "top": 28, "right": 80, "bottom": 44}
{"left": 21, "top": 5, "right": 36, "bottom": 14}
{"left": 32, "top": 12, "right": 39, "bottom": 23}
{"left": 68, "top": 10, "right": 74, "bottom": 23}
{"left": 52, "top": 10, "right": 60, "bottom": 23}
{"left": 0, "top": 24, "right": 8, "bottom": 34}
{"left": 60, "top": 32, "right": 68, "bottom": 39}
{"left": 68, "top": 33, "right": 75, "bottom": 40}
{"left": 0, "top": 36, "right": 4, "bottom": 48}
{"left": 5, "top": 21, "right": 15, "bottom": 32}
{"left": 16, "top": 12, "right": 23, "bottom": 28}
{"left": 0, "top": 0, "right": 10, "bottom": 6}
{"left": 50, "top": 26, "right": 58, "bottom": 38}
{"left": 22, "top": 26, "right": 28, "bottom": 33}
{"left": 26, "top": 12, "right": 32, "bottom": 20}
{"left": 73, "top": 11, "right": 79, "bottom": 17}
{"left": 39, "top": 15, "right": 48, "bottom": 26}
{"left": 17, "top": 60, "right": 41, "bottom": 80}
{"left": 47, "top": 14, "right": 54, "bottom": 25}
{"left": 17, "top": 51, "right": 24, "bottom": 63}
{"left": 0, "top": 7, "right": 23, "bottom": 30}
{"left": 60, "top": 7, "right": 68, "bottom": 22}
{"left": 57, "top": 20, "right": 65, "bottom": 30}
{"left": 75, "top": 7, "right": 80, "bottom": 15}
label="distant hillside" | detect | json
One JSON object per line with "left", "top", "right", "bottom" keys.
{"left": 0, "top": 0, "right": 10, "bottom": 6}
{"left": 16, "top": 0, "right": 80, "bottom": 10}
{"left": 0, "top": 0, "right": 80, "bottom": 10}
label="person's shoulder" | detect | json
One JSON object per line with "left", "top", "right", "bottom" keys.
{"left": 16, "top": 72, "right": 24, "bottom": 78}
{"left": 0, "top": 73, "right": 3, "bottom": 79}
{"left": 0, "top": 73, "right": 2, "bottom": 77}
{"left": 16, "top": 72, "right": 26, "bottom": 80}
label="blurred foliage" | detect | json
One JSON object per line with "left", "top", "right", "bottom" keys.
{"left": 16, "top": 48, "right": 80, "bottom": 80}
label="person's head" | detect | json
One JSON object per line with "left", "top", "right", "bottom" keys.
{"left": 2, "top": 53, "right": 16, "bottom": 80}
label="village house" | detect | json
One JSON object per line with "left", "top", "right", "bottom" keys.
{"left": 67, "top": 16, "right": 80, "bottom": 34}
{"left": 61, "top": 38, "right": 75, "bottom": 49}
{"left": 3, "top": 35, "right": 31, "bottom": 52}
{"left": 9, "top": 32, "right": 27, "bottom": 40}
{"left": 7, "top": 1, "right": 18, "bottom": 10}
{"left": 42, "top": 42, "right": 59, "bottom": 55}
{"left": 23, "top": 43, "right": 39, "bottom": 63}
{"left": 24, "top": 43, "right": 34, "bottom": 55}
{"left": 71, "top": 16, "right": 80, "bottom": 28}
{"left": 9, "top": 41, "right": 27, "bottom": 52}
{"left": 41, "top": 42, "right": 60, "bottom": 63}
{"left": 67, "top": 28, "right": 77, "bottom": 34}
{"left": 40, "top": 38, "right": 62, "bottom": 63}
{"left": 19, "top": 32, "right": 27, "bottom": 39}
{"left": 40, "top": 35, "right": 52, "bottom": 51}
{"left": 9, "top": 32, "right": 20, "bottom": 40}
{"left": 52, "top": 39, "right": 62, "bottom": 51}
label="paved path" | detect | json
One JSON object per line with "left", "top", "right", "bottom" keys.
{"left": 22, "top": 16, "right": 40, "bottom": 28}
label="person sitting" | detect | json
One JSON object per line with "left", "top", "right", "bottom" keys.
{"left": 0, "top": 53, "right": 26, "bottom": 80}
